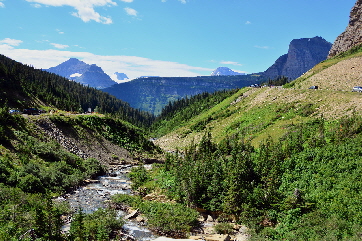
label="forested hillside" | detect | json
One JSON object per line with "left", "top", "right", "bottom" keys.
{"left": 151, "top": 89, "right": 240, "bottom": 137}
{"left": 103, "top": 75, "right": 266, "bottom": 115}
{"left": 0, "top": 54, "right": 154, "bottom": 128}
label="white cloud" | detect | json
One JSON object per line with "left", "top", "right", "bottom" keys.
{"left": 245, "top": 21, "right": 251, "bottom": 25}
{"left": 254, "top": 45, "right": 269, "bottom": 49}
{"left": 50, "top": 43, "right": 69, "bottom": 49}
{"left": 56, "top": 29, "right": 65, "bottom": 34}
{"left": 0, "top": 38, "right": 23, "bottom": 46}
{"left": 220, "top": 61, "right": 242, "bottom": 66}
{"left": 124, "top": 7, "right": 137, "bottom": 16}
{"left": 0, "top": 2, "right": 5, "bottom": 8}
{"left": 25, "top": 0, "right": 117, "bottom": 24}
{"left": 231, "top": 69, "right": 247, "bottom": 74}
{"left": 0, "top": 44, "right": 213, "bottom": 81}
{"left": 162, "top": 0, "right": 187, "bottom": 3}
{"left": 120, "top": 0, "right": 133, "bottom": 2}
{"left": 32, "top": 3, "right": 42, "bottom": 8}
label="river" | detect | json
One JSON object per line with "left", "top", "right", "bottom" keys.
{"left": 60, "top": 164, "right": 158, "bottom": 240}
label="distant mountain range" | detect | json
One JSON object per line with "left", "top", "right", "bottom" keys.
{"left": 46, "top": 58, "right": 117, "bottom": 89}
{"left": 102, "top": 75, "right": 266, "bottom": 115}
{"left": 44, "top": 36, "right": 332, "bottom": 114}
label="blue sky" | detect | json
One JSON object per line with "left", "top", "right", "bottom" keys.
{"left": 0, "top": 0, "right": 356, "bottom": 81}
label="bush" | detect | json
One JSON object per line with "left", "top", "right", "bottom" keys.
{"left": 128, "top": 165, "right": 151, "bottom": 190}
{"left": 214, "top": 223, "right": 234, "bottom": 235}
{"left": 138, "top": 201, "right": 199, "bottom": 236}
{"left": 112, "top": 194, "right": 199, "bottom": 237}
{"left": 70, "top": 208, "right": 124, "bottom": 241}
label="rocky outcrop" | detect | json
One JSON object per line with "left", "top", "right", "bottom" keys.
{"left": 263, "top": 36, "right": 332, "bottom": 80}
{"left": 34, "top": 116, "right": 133, "bottom": 165}
{"left": 328, "top": 0, "right": 362, "bottom": 58}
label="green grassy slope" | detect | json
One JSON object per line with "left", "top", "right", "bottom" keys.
{"left": 154, "top": 46, "right": 362, "bottom": 151}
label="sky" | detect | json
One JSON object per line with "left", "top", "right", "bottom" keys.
{"left": 0, "top": 0, "right": 357, "bottom": 82}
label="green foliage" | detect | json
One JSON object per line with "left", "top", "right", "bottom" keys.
{"left": 263, "top": 76, "right": 291, "bottom": 86}
{"left": 112, "top": 194, "right": 199, "bottom": 237}
{"left": 139, "top": 201, "right": 199, "bottom": 236}
{"left": 153, "top": 115, "right": 362, "bottom": 239}
{"left": 128, "top": 165, "right": 152, "bottom": 190}
{"left": 0, "top": 185, "right": 65, "bottom": 240}
{"left": 151, "top": 89, "right": 240, "bottom": 137}
{"left": 69, "top": 208, "right": 124, "bottom": 241}
{"left": 50, "top": 114, "right": 160, "bottom": 154}
{"left": 214, "top": 223, "right": 234, "bottom": 235}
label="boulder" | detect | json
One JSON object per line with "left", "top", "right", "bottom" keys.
{"left": 204, "top": 234, "right": 231, "bottom": 241}
{"left": 124, "top": 209, "right": 138, "bottom": 220}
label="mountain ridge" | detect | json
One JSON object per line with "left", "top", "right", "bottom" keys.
{"left": 46, "top": 58, "right": 117, "bottom": 89}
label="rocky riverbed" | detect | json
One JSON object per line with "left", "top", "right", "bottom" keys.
{"left": 60, "top": 164, "right": 158, "bottom": 240}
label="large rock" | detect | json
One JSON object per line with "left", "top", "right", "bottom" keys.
{"left": 263, "top": 36, "right": 332, "bottom": 80}
{"left": 328, "top": 0, "right": 362, "bottom": 58}
{"left": 125, "top": 209, "right": 139, "bottom": 220}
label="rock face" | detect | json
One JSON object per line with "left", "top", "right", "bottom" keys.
{"left": 263, "top": 36, "right": 332, "bottom": 80}
{"left": 211, "top": 67, "right": 245, "bottom": 76}
{"left": 46, "top": 58, "right": 117, "bottom": 89}
{"left": 328, "top": 0, "right": 362, "bottom": 58}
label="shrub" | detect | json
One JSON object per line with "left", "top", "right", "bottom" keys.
{"left": 112, "top": 194, "right": 199, "bottom": 237}
{"left": 128, "top": 165, "right": 151, "bottom": 190}
{"left": 214, "top": 222, "right": 234, "bottom": 235}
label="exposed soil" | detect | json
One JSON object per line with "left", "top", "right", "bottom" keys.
{"left": 296, "top": 56, "right": 362, "bottom": 91}
{"left": 29, "top": 114, "right": 135, "bottom": 166}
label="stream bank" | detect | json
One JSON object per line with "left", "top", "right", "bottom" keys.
{"left": 60, "top": 164, "right": 158, "bottom": 240}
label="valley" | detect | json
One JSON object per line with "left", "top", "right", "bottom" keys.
{"left": 2, "top": 1, "right": 362, "bottom": 240}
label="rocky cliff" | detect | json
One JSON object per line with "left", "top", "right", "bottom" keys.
{"left": 263, "top": 36, "right": 332, "bottom": 80}
{"left": 328, "top": 0, "right": 362, "bottom": 58}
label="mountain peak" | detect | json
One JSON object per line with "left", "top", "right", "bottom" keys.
{"left": 46, "top": 58, "right": 117, "bottom": 89}
{"left": 211, "top": 67, "right": 245, "bottom": 76}
{"left": 263, "top": 36, "right": 332, "bottom": 80}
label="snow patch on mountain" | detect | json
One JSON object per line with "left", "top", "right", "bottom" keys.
{"left": 211, "top": 67, "right": 246, "bottom": 76}
{"left": 70, "top": 73, "right": 82, "bottom": 78}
